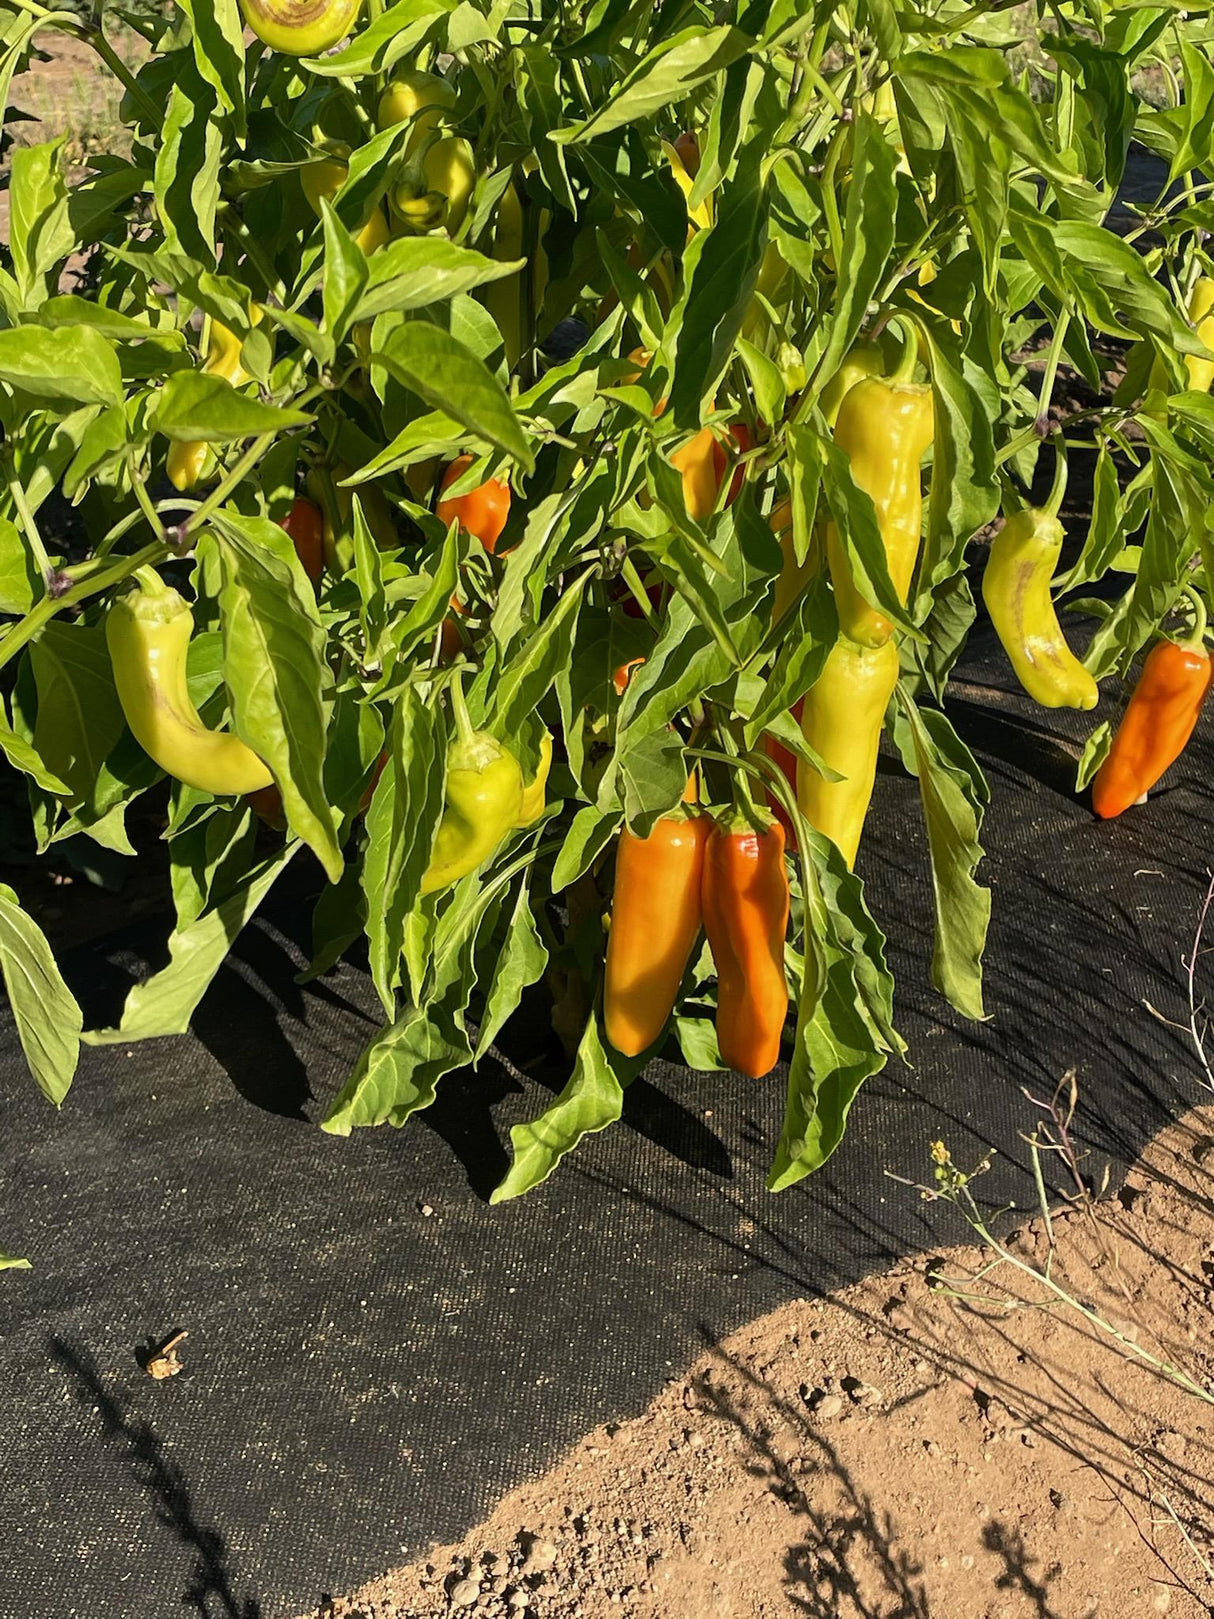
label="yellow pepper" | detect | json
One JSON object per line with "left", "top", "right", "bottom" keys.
{"left": 797, "top": 636, "right": 900, "bottom": 869}
{"left": 166, "top": 305, "right": 264, "bottom": 493}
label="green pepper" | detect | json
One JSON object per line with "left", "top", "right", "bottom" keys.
{"left": 421, "top": 680, "right": 524, "bottom": 893}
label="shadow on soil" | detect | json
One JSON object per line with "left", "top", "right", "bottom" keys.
{"left": 48, "top": 1336, "right": 261, "bottom": 1619}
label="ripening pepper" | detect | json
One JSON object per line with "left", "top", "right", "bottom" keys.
{"left": 820, "top": 341, "right": 887, "bottom": 428}
{"left": 825, "top": 325, "right": 934, "bottom": 648}
{"left": 393, "top": 136, "right": 475, "bottom": 235}
{"left": 166, "top": 306, "right": 263, "bottom": 493}
{"left": 301, "top": 159, "right": 391, "bottom": 254}
{"left": 662, "top": 133, "right": 712, "bottom": 236}
{"left": 701, "top": 815, "right": 789, "bottom": 1078}
{"left": 670, "top": 428, "right": 720, "bottom": 522}
{"left": 107, "top": 567, "right": 273, "bottom": 796}
{"left": 377, "top": 71, "right": 455, "bottom": 147}
{"left": 797, "top": 635, "right": 900, "bottom": 869}
{"left": 1150, "top": 277, "right": 1214, "bottom": 397}
{"left": 516, "top": 732, "right": 553, "bottom": 827}
{"left": 982, "top": 469, "right": 1098, "bottom": 711}
{"left": 280, "top": 497, "right": 324, "bottom": 584}
{"left": 604, "top": 813, "right": 709, "bottom": 1057}
{"left": 482, "top": 181, "right": 525, "bottom": 368}
{"left": 421, "top": 687, "right": 524, "bottom": 893}
{"left": 239, "top": 0, "right": 362, "bottom": 54}
{"left": 306, "top": 465, "right": 398, "bottom": 573}
{"left": 437, "top": 455, "right": 512, "bottom": 553}
{"left": 1091, "top": 625, "right": 1211, "bottom": 820}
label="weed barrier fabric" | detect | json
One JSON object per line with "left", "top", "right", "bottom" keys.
{"left": 1, "top": 623, "right": 1209, "bottom": 1619}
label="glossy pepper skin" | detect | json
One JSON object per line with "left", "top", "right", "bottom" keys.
{"left": 982, "top": 506, "right": 1098, "bottom": 711}
{"left": 239, "top": 0, "right": 362, "bottom": 55}
{"left": 1091, "top": 638, "right": 1211, "bottom": 819}
{"left": 820, "top": 341, "right": 886, "bottom": 428}
{"left": 421, "top": 730, "right": 524, "bottom": 893}
{"left": 702, "top": 817, "right": 790, "bottom": 1078}
{"left": 167, "top": 307, "right": 262, "bottom": 493}
{"left": 377, "top": 72, "right": 455, "bottom": 147}
{"left": 107, "top": 568, "right": 272, "bottom": 796}
{"left": 516, "top": 732, "right": 553, "bottom": 827}
{"left": 393, "top": 137, "right": 475, "bottom": 234}
{"left": 671, "top": 428, "right": 720, "bottom": 522}
{"left": 280, "top": 497, "right": 324, "bottom": 584}
{"left": 797, "top": 636, "right": 900, "bottom": 869}
{"left": 604, "top": 814, "right": 709, "bottom": 1057}
{"left": 1150, "top": 277, "right": 1214, "bottom": 397}
{"left": 483, "top": 182, "right": 525, "bottom": 368}
{"left": 437, "top": 455, "right": 511, "bottom": 553}
{"left": 301, "top": 159, "right": 391, "bottom": 254}
{"left": 826, "top": 374, "right": 934, "bottom": 648}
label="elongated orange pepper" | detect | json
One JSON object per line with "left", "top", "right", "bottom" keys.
{"left": 604, "top": 814, "right": 708, "bottom": 1057}
{"left": 1092, "top": 602, "right": 1211, "bottom": 819}
{"left": 701, "top": 815, "right": 789, "bottom": 1078}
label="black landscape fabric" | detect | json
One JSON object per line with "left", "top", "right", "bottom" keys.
{"left": 1, "top": 621, "right": 1210, "bottom": 1619}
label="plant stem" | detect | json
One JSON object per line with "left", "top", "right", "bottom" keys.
{"left": 125, "top": 455, "right": 167, "bottom": 543}
{"left": 9, "top": 476, "right": 54, "bottom": 587}
{"left": 0, "top": 541, "right": 172, "bottom": 676}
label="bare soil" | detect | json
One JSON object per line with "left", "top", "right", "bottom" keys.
{"left": 304, "top": 1110, "right": 1214, "bottom": 1619}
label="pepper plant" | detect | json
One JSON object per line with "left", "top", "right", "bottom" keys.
{"left": 1, "top": 0, "right": 1213, "bottom": 1234}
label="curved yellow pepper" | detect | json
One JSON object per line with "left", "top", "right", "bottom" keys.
{"left": 1150, "top": 276, "right": 1214, "bottom": 396}
{"left": 107, "top": 568, "right": 272, "bottom": 796}
{"left": 982, "top": 505, "right": 1098, "bottom": 711}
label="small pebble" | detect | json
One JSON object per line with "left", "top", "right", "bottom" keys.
{"left": 449, "top": 1578, "right": 480, "bottom": 1607}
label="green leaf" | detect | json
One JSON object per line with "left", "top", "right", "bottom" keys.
{"left": 552, "top": 804, "right": 621, "bottom": 892}
{"left": 493, "top": 573, "right": 588, "bottom": 740}
{"left": 85, "top": 844, "right": 298, "bottom": 1044}
{"left": 320, "top": 994, "right": 471, "bottom": 1134}
{"left": 211, "top": 513, "right": 342, "bottom": 883}
{"left": 917, "top": 321, "right": 1000, "bottom": 599}
{"left": 151, "top": 371, "right": 311, "bottom": 441}
{"left": 0, "top": 515, "right": 43, "bottom": 615}
{"left": 0, "top": 882, "right": 82, "bottom": 1106}
{"left": 553, "top": 26, "right": 752, "bottom": 144}
{"left": 894, "top": 690, "right": 990, "bottom": 1021}
{"left": 0, "top": 325, "right": 122, "bottom": 405}
{"left": 303, "top": 0, "right": 456, "bottom": 76}
{"left": 176, "top": 0, "right": 246, "bottom": 139}
{"left": 492, "top": 1011, "right": 640, "bottom": 1201}
{"left": 0, "top": 1250, "right": 31, "bottom": 1272}
{"left": 29, "top": 621, "right": 126, "bottom": 800}
{"left": 768, "top": 833, "right": 899, "bottom": 1191}
{"left": 375, "top": 321, "right": 534, "bottom": 469}
{"left": 808, "top": 113, "right": 898, "bottom": 399}
{"left": 473, "top": 877, "right": 548, "bottom": 1062}
{"left": 168, "top": 801, "right": 257, "bottom": 932}
{"left": 8, "top": 137, "right": 74, "bottom": 309}
{"left": 355, "top": 238, "right": 523, "bottom": 324}
{"left": 1076, "top": 720, "right": 1111, "bottom": 792}
{"left": 362, "top": 686, "right": 445, "bottom": 1012}
{"left": 153, "top": 73, "right": 222, "bottom": 267}
{"left": 321, "top": 200, "right": 369, "bottom": 347}
{"left": 668, "top": 141, "right": 768, "bottom": 428}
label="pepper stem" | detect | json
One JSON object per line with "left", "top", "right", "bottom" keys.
{"left": 448, "top": 668, "right": 477, "bottom": 745}
{"left": 132, "top": 565, "right": 170, "bottom": 596}
{"left": 1177, "top": 586, "right": 1209, "bottom": 652}
{"left": 1042, "top": 437, "right": 1068, "bottom": 519}
{"left": 887, "top": 314, "right": 918, "bottom": 384}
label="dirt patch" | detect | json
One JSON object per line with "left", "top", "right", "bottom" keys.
{"left": 305, "top": 1109, "right": 1214, "bottom": 1619}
